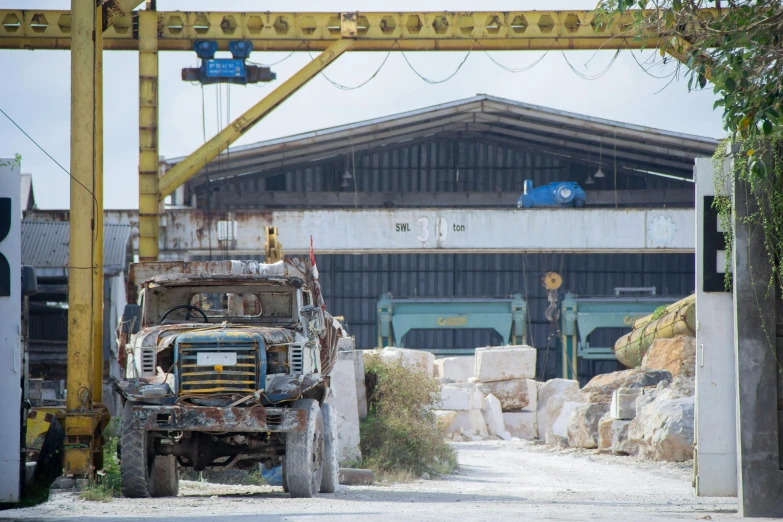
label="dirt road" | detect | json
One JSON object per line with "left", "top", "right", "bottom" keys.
{"left": 1, "top": 440, "right": 752, "bottom": 522}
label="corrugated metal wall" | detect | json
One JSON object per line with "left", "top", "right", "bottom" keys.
{"left": 194, "top": 251, "right": 694, "bottom": 381}
{"left": 206, "top": 140, "right": 691, "bottom": 207}
{"left": 315, "top": 252, "right": 694, "bottom": 381}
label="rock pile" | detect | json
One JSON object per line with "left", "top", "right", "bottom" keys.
{"left": 432, "top": 345, "right": 539, "bottom": 441}
{"left": 533, "top": 335, "right": 696, "bottom": 462}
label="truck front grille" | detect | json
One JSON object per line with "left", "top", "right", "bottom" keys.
{"left": 178, "top": 341, "right": 258, "bottom": 395}
{"left": 289, "top": 345, "right": 304, "bottom": 373}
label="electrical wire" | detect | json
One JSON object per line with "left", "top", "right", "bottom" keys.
{"left": 0, "top": 106, "right": 95, "bottom": 200}
{"left": 560, "top": 48, "right": 622, "bottom": 81}
{"left": 307, "top": 46, "right": 393, "bottom": 90}
{"left": 629, "top": 50, "right": 678, "bottom": 80}
{"left": 247, "top": 50, "right": 297, "bottom": 67}
{"left": 400, "top": 42, "right": 474, "bottom": 84}
{"left": 475, "top": 40, "right": 549, "bottom": 73}
{"left": 0, "top": 105, "right": 99, "bottom": 267}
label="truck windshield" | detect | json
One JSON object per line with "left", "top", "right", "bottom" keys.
{"left": 145, "top": 284, "right": 296, "bottom": 325}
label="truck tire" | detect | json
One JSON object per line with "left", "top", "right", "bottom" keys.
{"left": 320, "top": 403, "right": 339, "bottom": 493}
{"left": 149, "top": 455, "right": 179, "bottom": 497}
{"left": 285, "top": 399, "right": 324, "bottom": 498}
{"left": 120, "top": 401, "right": 151, "bottom": 498}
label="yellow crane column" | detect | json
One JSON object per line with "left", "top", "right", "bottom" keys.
{"left": 138, "top": 9, "right": 159, "bottom": 261}
{"left": 92, "top": 1, "right": 104, "bottom": 407}
{"left": 65, "top": 0, "right": 97, "bottom": 476}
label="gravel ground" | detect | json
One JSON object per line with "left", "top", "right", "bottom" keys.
{"left": 0, "top": 440, "right": 756, "bottom": 522}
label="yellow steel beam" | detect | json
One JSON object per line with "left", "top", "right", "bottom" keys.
{"left": 138, "top": 10, "right": 159, "bottom": 261}
{"left": 0, "top": 10, "right": 718, "bottom": 51}
{"left": 92, "top": 1, "right": 104, "bottom": 404}
{"left": 101, "top": 0, "right": 143, "bottom": 31}
{"left": 158, "top": 37, "right": 355, "bottom": 200}
{"left": 65, "top": 0, "right": 96, "bottom": 476}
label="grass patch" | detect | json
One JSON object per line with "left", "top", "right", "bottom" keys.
{"left": 78, "top": 420, "right": 121, "bottom": 502}
{"left": 651, "top": 305, "right": 668, "bottom": 321}
{"left": 359, "top": 352, "right": 457, "bottom": 482}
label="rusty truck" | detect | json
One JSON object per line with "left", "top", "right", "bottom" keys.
{"left": 115, "top": 259, "right": 344, "bottom": 498}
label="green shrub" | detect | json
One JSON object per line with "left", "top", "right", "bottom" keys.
{"left": 79, "top": 420, "right": 121, "bottom": 502}
{"left": 359, "top": 352, "right": 456, "bottom": 481}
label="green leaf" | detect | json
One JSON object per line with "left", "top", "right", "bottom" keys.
{"left": 763, "top": 119, "right": 773, "bottom": 136}
{"left": 724, "top": 77, "right": 737, "bottom": 92}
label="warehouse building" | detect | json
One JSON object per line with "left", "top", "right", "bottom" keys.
{"left": 25, "top": 94, "right": 716, "bottom": 382}
{"left": 155, "top": 95, "right": 717, "bottom": 381}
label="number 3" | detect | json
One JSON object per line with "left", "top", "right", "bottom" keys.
{"left": 417, "top": 217, "right": 429, "bottom": 243}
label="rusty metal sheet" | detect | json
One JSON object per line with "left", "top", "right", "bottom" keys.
{"left": 131, "top": 404, "right": 306, "bottom": 432}
{"left": 128, "top": 258, "right": 310, "bottom": 302}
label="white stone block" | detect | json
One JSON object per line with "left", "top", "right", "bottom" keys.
{"left": 380, "top": 347, "right": 435, "bottom": 378}
{"left": 440, "top": 383, "right": 484, "bottom": 410}
{"left": 433, "top": 410, "right": 458, "bottom": 434}
{"left": 434, "top": 356, "right": 474, "bottom": 382}
{"left": 474, "top": 346, "right": 536, "bottom": 382}
{"left": 481, "top": 394, "right": 505, "bottom": 437}
{"left": 476, "top": 379, "right": 529, "bottom": 411}
{"left": 445, "top": 409, "right": 488, "bottom": 437}
{"left": 610, "top": 387, "right": 642, "bottom": 420}
{"left": 338, "top": 350, "right": 368, "bottom": 421}
{"left": 328, "top": 359, "right": 361, "bottom": 463}
{"left": 503, "top": 411, "right": 538, "bottom": 440}
{"left": 525, "top": 379, "right": 539, "bottom": 412}
{"left": 469, "top": 408, "right": 489, "bottom": 437}
{"left": 536, "top": 378, "right": 582, "bottom": 440}
{"left": 551, "top": 400, "right": 582, "bottom": 439}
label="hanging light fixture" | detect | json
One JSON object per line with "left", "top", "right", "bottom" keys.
{"left": 341, "top": 164, "right": 353, "bottom": 188}
{"left": 584, "top": 174, "right": 595, "bottom": 185}
{"left": 594, "top": 137, "right": 606, "bottom": 178}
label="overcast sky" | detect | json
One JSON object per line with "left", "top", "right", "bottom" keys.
{"left": 0, "top": 0, "right": 724, "bottom": 209}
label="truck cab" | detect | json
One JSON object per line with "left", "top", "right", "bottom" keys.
{"left": 116, "top": 259, "right": 342, "bottom": 498}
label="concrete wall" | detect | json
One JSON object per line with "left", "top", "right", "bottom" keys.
{"left": 0, "top": 162, "right": 22, "bottom": 502}
{"left": 156, "top": 208, "right": 695, "bottom": 257}
{"left": 694, "top": 158, "right": 737, "bottom": 497}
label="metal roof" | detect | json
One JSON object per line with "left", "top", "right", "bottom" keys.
{"left": 22, "top": 221, "right": 132, "bottom": 276}
{"left": 166, "top": 94, "right": 719, "bottom": 186}
{"left": 21, "top": 174, "right": 35, "bottom": 212}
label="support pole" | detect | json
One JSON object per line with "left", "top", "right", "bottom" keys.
{"left": 158, "top": 37, "right": 355, "bottom": 200}
{"left": 138, "top": 10, "right": 159, "bottom": 261}
{"left": 732, "top": 174, "right": 783, "bottom": 516}
{"left": 92, "top": 1, "right": 104, "bottom": 406}
{"left": 65, "top": 0, "right": 96, "bottom": 476}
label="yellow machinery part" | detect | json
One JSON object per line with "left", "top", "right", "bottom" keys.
{"left": 26, "top": 408, "right": 57, "bottom": 454}
{"left": 614, "top": 296, "right": 695, "bottom": 368}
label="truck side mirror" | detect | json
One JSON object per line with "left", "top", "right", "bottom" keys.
{"left": 299, "top": 304, "right": 318, "bottom": 321}
{"left": 122, "top": 303, "right": 142, "bottom": 335}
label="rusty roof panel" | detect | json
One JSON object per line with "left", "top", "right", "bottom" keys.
{"left": 22, "top": 220, "right": 132, "bottom": 275}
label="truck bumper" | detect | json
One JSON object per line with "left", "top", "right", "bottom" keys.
{"left": 130, "top": 404, "right": 306, "bottom": 433}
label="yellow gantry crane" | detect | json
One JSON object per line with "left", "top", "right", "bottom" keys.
{"left": 0, "top": 2, "right": 710, "bottom": 478}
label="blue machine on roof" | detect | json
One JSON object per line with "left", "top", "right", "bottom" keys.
{"left": 517, "top": 180, "right": 586, "bottom": 209}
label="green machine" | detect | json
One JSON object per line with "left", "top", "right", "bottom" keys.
{"left": 558, "top": 289, "right": 682, "bottom": 380}
{"left": 377, "top": 293, "right": 527, "bottom": 355}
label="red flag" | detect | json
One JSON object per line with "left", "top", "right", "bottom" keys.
{"left": 310, "top": 236, "right": 325, "bottom": 310}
